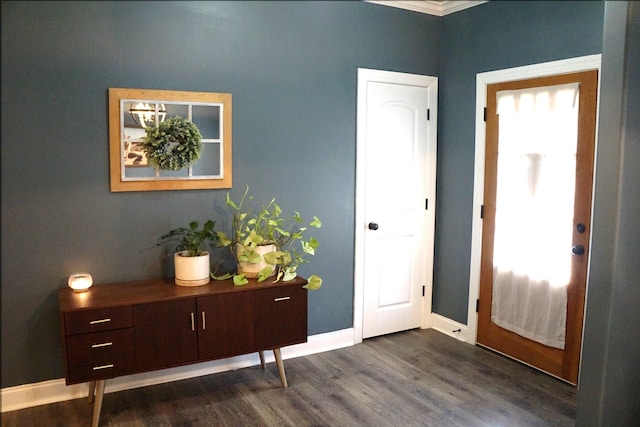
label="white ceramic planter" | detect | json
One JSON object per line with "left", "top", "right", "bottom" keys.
{"left": 174, "top": 251, "right": 210, "bottom": 286}
{"left": 236, "top": 244, "right": 276, "bottom": 278}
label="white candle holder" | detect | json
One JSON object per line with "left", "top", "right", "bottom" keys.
{"left": 68, "top": 273, "right": 93, "bottom": 292}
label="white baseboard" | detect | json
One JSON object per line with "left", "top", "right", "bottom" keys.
{"left": 428, "top": 312, "right": 473, "bottom": 343}
{"left": 1, "top": 328, "right": 355, "bottom": 413}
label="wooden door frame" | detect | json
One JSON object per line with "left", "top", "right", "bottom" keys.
{"left": 465, "top": 55, "right": 601, "bottom": 345}
{"left": 354, "top": 68, "right": 438, "bottom": 344}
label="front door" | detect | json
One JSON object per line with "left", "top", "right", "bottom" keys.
{"left": 357, "top": 69, "right": 438, "bottom": 339}
{"left": 477, "top": 70, "right": 598, "bottom": 384}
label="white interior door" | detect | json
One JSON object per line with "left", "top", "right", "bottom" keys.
{"left": 356, "top": 69, "right": 438, "bottom": 340}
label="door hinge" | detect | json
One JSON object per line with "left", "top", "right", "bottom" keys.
{"left": 427, "top": 108, "right": 430, "bottom": 121}
{"left": 480, "top": 204, "right": 484, "bottom": 219}
{"left": 476, "top": 299, "right": 480, "bottom": 313}
{"left": 483, "top": 107, "right": 487, "bottom": 122}
{"left": 422, "top": 285, "right": 426, "bottom": 297}
{"left": 425, "top": 198, "right": 429, "bottom": 210}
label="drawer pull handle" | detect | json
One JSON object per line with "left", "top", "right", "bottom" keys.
{"left": 93, "top": 364, "right": 114, "bottom": 371}
{"left": 89, "top": 318, "right": 111, "bottom": 325}
{"left": 91, "top": 342, "right": 113, "bottom": 348}
{"left": 202, "top": 312, "right": 206, "bottom": 331}
{"left": 190, "top": 312, "right": 195, "bottom": 332}
{"left": 274, "top": 296, "right": 291, "bottom": 302}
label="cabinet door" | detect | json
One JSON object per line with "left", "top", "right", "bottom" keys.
{"left": 197, "top": 292, "right": 255, "bottom": 360}
{"left": 133, "top": 299, "right": 198, "bottom": 371}
{"left": 254, "top": 286, "right": 307, "bottom": 350}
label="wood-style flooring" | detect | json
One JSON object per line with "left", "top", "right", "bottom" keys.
{"left": 2, "top": 329, "right": 576, "bottom": 426}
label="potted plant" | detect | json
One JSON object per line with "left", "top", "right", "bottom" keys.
{"left": 213, "top": 186, "right": 323, "bottom": 290}
{"left": 159, "top": 220, "right": 219, "bottom": 286}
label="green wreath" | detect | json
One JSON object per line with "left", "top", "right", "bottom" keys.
{"left": 142, "top": 116, "right": 203, "bottom": 171}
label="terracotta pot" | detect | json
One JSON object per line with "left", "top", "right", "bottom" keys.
{"left": 174, "top": 251, "right": 210, "bottom": 286}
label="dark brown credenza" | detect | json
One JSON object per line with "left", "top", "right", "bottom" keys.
{"left": 58, "top": 276, "right": 308, "bottom": 427}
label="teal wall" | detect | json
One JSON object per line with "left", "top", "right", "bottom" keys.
{"left": 435, "top": 0, "right": 604, "bottom": 322}
{"left": 1, "top": 0, "right": 439, "bottom": 388}
{"left": 7, "top": 6, "right": 636, "bottom": 425}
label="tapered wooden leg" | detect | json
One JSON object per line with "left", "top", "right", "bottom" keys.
{"left": 273, "top": 348, "right": 287, "bottom": 388}
{"left": 88, "top": 381, "right": 96, "bottom": 404}
{"left": 259, "top": 351, "right": 266, "bottom": 369}
{"left": 92, "top": 380, "right": 106, "bottom": 427}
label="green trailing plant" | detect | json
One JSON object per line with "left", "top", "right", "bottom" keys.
{"left": 213, "top": 185, "right": 322, "bottom": 290}
{"left": 159, "top": 220, "right": 219, "bottom": 257}
{"left": 142, "top": 116, "right": 203, "bottom": 171}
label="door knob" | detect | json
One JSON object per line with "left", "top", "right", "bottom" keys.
{"left": 368, "top": 222, "right": 379, "bottom": 230}
{"left": 571, "top": 245, "right": 585, "bottom": 256}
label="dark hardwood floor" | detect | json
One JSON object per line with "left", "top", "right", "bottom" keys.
{"left": 2, "top": 329, "right": 576, "bottom": 426}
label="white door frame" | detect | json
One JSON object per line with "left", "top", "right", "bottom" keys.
{"left": 354, "top": 68, "right": 438, "bottom": 344}
{"left": 466, "top": 55, "right": 602, "bottom": 344}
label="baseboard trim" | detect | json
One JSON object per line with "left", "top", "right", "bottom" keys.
{"left": 1, "top": 328, "right": 355, "bottom": 413}
{"left": 428, "top": 312, "right": 472, "bottom": 343}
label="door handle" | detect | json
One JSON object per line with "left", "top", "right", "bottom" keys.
{"left": 571, "top": 245, "right": 585, "bottom": 256}
{"left": 368, "top": 222, "right": 379, "bottom": 230}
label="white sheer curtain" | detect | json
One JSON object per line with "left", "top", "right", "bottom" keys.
{"left": 491, "top": 83, "right": 579, "bottom": 349}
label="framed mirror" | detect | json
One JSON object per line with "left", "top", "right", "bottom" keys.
{"left": 109, "top": 88, "right": 232, "bottom": 192}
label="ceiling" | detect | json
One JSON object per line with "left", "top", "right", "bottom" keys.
{"left": 367, "top": 1, "right": 487, "bottom": 16}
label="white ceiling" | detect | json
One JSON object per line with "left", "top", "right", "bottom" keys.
{"left": 367, "top": 1, "right": 487, "bottom": 16}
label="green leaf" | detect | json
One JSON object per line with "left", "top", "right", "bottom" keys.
{"left": 302, "top": 241, "right": 315, "bottom": 256}
{"left": 248, "top": 252, "right": 262, "bottom": 264}
{"left": 275, "top": 227, "right": 290, "bottom": 237}
{"left": 308, "top": 237, "right": 319, "bottom": 249}
{"left": 247, "top": 230, "right": 263, "bottom": 245}
{"left": 257, "top": 266, "right": 273, "bottom": 282}
{"left": 310, "top": 216, "right": 322, "bottom": 228}
{"left": 303, "top": 275, "right": 323, "bottom": 290}
{"left": 211, "top": 272, "right": 234, "bottom": 280}
{"left": 238, "top": 247, "right": 262, "bottom": 264}
{"left": 226, "top": 192, "right": 239, "bottom": 210}
{"left": 216, "top": 231, "right": 232, "bottom": 246}
{"left": 233, "top": 274, "right": 249, "bottom": 286}
{"left": 282, "top": 268, "right": 298, "bottom": 282}
{"left": 262, "top": 251, "right": 279, "bottom": 265}
{"left": 281, "top": 251, "right": 292, "bottom": 265}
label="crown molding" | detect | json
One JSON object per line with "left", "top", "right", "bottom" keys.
{"left": 367, "top": 1, "right": 487, "bottom": 16}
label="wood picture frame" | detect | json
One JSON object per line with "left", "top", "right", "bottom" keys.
{"left": 108, "top": 88, "right": 232, "bottom": 192}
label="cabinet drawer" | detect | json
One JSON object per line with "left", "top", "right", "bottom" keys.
{"left": 254, "top": 286, "right": 307, "bottom": 349}
{"left": 64, "top": 306, "right": 132, "bottom": 335}
{"left": 66, "top": 329, "right": 134, "bottom": 384}
{"left": 253, "top": 285, "right": 307, "bottom": 310}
